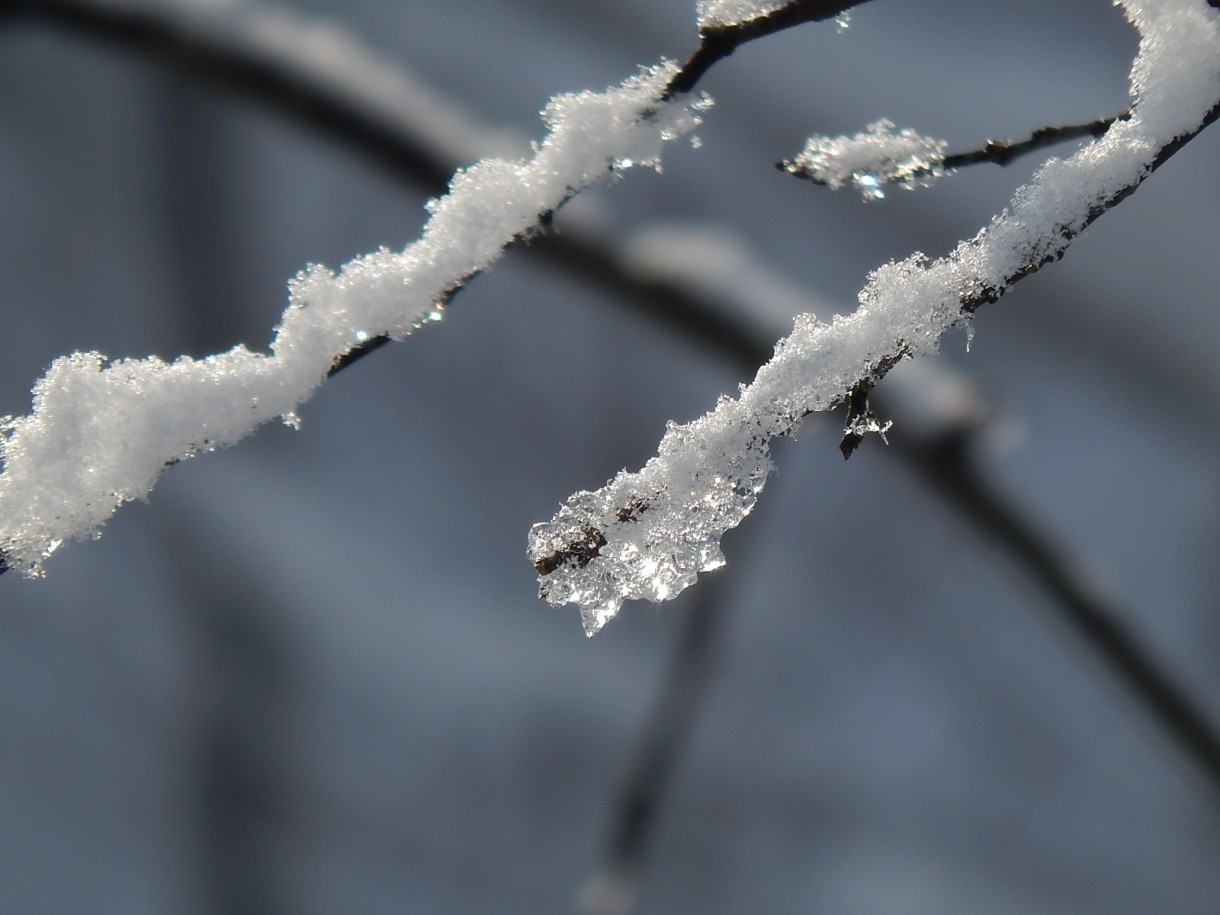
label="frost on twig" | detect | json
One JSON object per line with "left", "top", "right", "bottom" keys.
{"left": 671, "top": 0, "right": 870, "bottom": 96}
{"left": 782, "top": 113, "right": 1133, "bottom": 198}
{"left": 531, "top": 0, "right": 1220, "bottom": 635}
{"left": 696, "top": 0, "right": 792, "bottom": 29}
{"left": 0, "top": 62, "right": 709, "bottom": 574}
{"left": 694, "top": 0, "right": 865, "bottom": 32}
{"left": 780, "top": 119, "right": 948, "bottom": 201}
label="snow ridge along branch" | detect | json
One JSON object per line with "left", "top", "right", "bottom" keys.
{"left": 0, "top": 0, "right": 871, "bottom": 574}
{"left": 529, "top": 0, "right": 1220, "bottom": 636}
{"left": 0, "top": 59, "right": 709, "bottom": 574}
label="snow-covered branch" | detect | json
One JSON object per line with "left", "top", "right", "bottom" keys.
{"left": 0, "top": 0, "right": 951, "bottom": 575}
{"left": 7, "top": 0, "right": 1220, "bottom": 810}
{"left": 0, "top": 0, "right": 871, "bottom": 574}
{"left": 530, "top": 0, "right": 1220, "bottom": 635}
{"left": 0, "top": 54, "right": 708, "bottom": 574}
{"left": 779, "top": 112, "right": 1127, "bottom": 201}
{"left": 3, "top": 0, "right": 1218, "bottom": 635}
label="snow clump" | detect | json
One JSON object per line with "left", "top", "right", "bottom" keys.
{"left": 783, "top": 119, "right": 948, "bottom": 201}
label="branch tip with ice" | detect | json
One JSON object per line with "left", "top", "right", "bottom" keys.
{"left": 535, "top": 0, "right": 1220, "bottom": 634}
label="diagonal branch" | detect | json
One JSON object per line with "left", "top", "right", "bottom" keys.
{"left": 3, "top": 0, "right": 467, "bottom": 182}
{"left": 941, "top": 111, "right": 1127, "bottom": 170}
{"left": 897, "top": 430, "right": 1220, "bottom": 796}
{"left": 0, "top": 0, "right": 883, "bottom": 390}
{"left": 5, "top": 0, "right": 800, "bottom": 572}
{"left": 531, "top": 20, "right": 1220, "bottom": 630}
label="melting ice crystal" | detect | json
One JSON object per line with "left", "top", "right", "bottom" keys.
{"left": 530, "top": 410, "right": 775, "bottom": 636}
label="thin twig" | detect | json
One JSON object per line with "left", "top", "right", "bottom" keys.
{"left": 781, "top": 111, "right": 1129, "bottom": 187}
{"left": 942, "top": 111, "right": 1127, "bottom": 169}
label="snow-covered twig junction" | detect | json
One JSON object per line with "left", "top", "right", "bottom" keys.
{"left": 529, "top": 0, "right": 1220, "bottom": 634}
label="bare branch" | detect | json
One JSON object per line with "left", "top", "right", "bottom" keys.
{"left": 942, "top": 112, "right": 1127, "bottom": 170}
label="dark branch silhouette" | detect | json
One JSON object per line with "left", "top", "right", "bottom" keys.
{"left": 942, "top": 112, "right": 1126, "bottom": 169}
{"left": 0, "top": 0, "right": 456, "bottom": 189}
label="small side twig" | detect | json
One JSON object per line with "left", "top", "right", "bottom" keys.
{"left": 942, "top": 111, "right": 1128, "bottom": 169}
{"left": 782, "top": 110, "right": 1129, "bottom": 186}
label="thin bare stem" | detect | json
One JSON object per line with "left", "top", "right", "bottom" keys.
{"left": 941, "top": 112, "right": 1127, "bottom": 169}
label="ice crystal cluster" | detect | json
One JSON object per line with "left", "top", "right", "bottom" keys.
{"left": 0, "top": 61, "right": 709, "bottom": 573}
{"left": 532, "top": 0, "right": 1220, "bottom": 634}
{"left": 784, "top": 119, "right": 948, "bottom": 201}
{"left": 529, "top": 409, "right": 774, "bottom": 637}
{"left": 696, "top": 0, "right": 789, "bottom": 29}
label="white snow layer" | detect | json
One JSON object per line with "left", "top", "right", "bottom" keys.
{"left": 696, "top": 0, "right": 789, "bottom": 29}
{"left": 530, "top": 0, "right": 1220, "bottom": 635}
{"left": 785, "top": 119, "right": 948, "bottom": 201}
{"left": 0, "top": 61, "right": 708, "bottom": 573}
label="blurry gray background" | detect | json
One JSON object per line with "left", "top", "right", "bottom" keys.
{"left": 0, "top": 0, "right": 1218, "bottom": 912}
